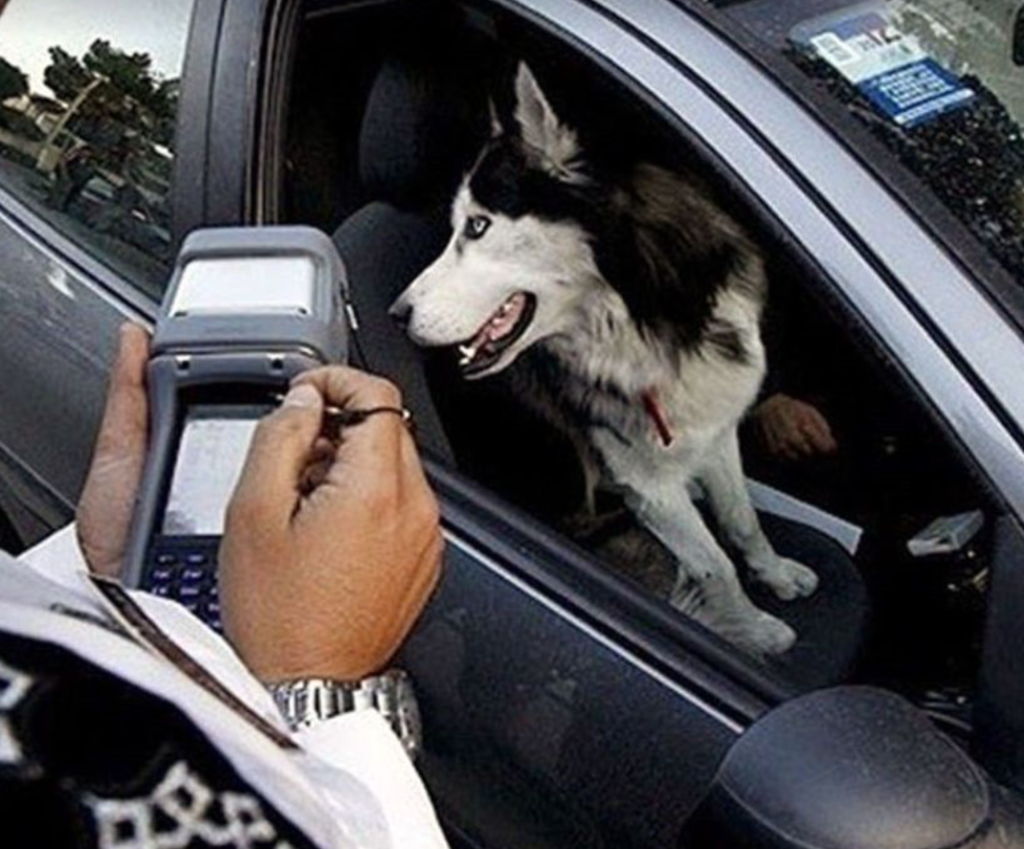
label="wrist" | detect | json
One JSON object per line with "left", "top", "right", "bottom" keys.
{"left": 267, "top": 670, "right": 422, "bottom": 760}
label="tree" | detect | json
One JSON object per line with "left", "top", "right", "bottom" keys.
{"left": 82, "top": 40, "right": 157, "bottom": 108}
{"left": 43, "top": 47, "right": 91, "bottom": 103}
{"left": 0, "top": 57, "right": 28, "bottom": 104}
{"left": 42, "top": 39, "right": 180, "bottom": 149}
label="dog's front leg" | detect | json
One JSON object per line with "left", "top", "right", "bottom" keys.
{"left": 699, "top": 429, "right": 819, "bottom": 601}
{"left": 627, "top": 484, "right": 797, "bottom": 657}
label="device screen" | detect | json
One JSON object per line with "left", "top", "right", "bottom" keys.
{"left": 162, "top": 404, "right": 268, "bottom": 536}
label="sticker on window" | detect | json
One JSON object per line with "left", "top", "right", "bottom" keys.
{"left": 790, "top": 4, "right": 975, "bottom": 127}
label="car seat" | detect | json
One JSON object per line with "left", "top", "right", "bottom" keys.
{"left": 331, "top": 39, "right": 493, "bottom": 463}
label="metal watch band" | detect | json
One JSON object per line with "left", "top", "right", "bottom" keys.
{"left": 267, "top": 670, "right": 422, "bottom": 760}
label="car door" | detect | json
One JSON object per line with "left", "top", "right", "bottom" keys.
{"left": 0, "top": 0, "right": 227, "bottom": 549}
{"left": 255, "top": 0, "right": 1024, "bottom": 846}
{"left": 3, "top": 0, "right": 1021, "bottom": 847}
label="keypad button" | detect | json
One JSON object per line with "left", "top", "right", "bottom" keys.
{"left": 182, "top": 599, "right": 200, "bottom": 614}
{"left": 185, "top": 553, "right": 208, "bottom": 566}
{"left": 156, "top": 553, "right": 178, "bottom": 566}
{"left": 178, "top": 583, "right": 202, "bottom": 599}
{"left": 181, "top": 568, "right": 205, "bottom": 584}
{"left": 152, "top": 585, "right": 172, "bottom": 597}
{"left": 151, "top": 568, "right": 174, "bottom": 583}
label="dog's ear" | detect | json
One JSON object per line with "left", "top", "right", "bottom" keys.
{"left": 514, "top": 62, "right": 583, "bottom": 181}
{"left": 488, "top": 97, "right": 504, "bottom": 139}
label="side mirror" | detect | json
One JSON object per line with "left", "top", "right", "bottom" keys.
{"left": 680, "top": 687, "right": 1024, "bottom": 848}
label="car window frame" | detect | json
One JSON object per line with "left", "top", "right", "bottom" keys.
{"left": 198, "top": 0, "right": 287, "bottom": 232}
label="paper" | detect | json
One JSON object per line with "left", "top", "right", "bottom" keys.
{"left": 748, "top": 478, "right": 864, "bottom": 555}
{"left": 791, "top": 3, "right": 975, "bottom": 127}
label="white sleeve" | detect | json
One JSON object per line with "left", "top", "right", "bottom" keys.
{"left": 294, "top": 711, "right": 450, "bottom": 849}
{"left": 13, "top": 524, "right": 451, "bottom": 848}
{"left": 17, "top": 523, "right": 90, "bottom": 591}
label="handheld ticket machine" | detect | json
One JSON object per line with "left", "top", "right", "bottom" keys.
{"left": 123, "top": 227, "right": 349, "bottom": 630}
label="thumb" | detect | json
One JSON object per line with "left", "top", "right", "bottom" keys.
{"left": 93, "top": 323, "right": 149, "bottom": 458}
{"left": 232, "top": 384, "right": 324, "bottom": 524}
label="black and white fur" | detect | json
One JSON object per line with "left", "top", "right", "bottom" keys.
{"left": 391, "top": 64, "right": 818, "bottom": 655}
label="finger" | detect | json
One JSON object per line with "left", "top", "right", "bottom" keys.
{"left": 294, "top": 365, "right": 403, "bottom": 410}
{"left": 780, "top": 443, "right": 802, "bottom": 461}
{"left": 763, "top": 425, "right": 785, "bottom": 458}
{"left": 398, "top": 425, "right": 436, "bottom": 505}
{"left": 296, "top": 367, "right": 407, "bottom": 473}
{"left": 300, "top": 458, "right": 333, "bottom": 494}
{"left": 232, "top": 383, "right": 324, "bottom": 524}
{"left": 803, "top": 410, "right": 838, "bottom": 454}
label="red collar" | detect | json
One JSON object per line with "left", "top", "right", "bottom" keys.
{"left": 640, "top": 388, "right": 675, "bottom": 447}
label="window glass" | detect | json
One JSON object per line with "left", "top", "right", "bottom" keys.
{"left": 715, "top": 0, "right": 1024, "bottom": 285}
{"left": 0, "top": 0, "right": 195, "bottom": 296}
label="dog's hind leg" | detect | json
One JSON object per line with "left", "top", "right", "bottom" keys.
{"left": 698, "top": 429, "right": 819, "bottom": 601}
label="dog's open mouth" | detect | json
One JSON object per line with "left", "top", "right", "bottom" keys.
{"left": 456, "top": 292, "right": 536, "bottom": 376}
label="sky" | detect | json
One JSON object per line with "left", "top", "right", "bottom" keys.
{"left": 0, "top": 0, "right": 194, "bottom": 95}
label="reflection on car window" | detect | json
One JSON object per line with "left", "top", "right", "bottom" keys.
{"left": 0, "top": 0, "right": 195, "bottom": 296}
{"left": 716, "top": 0, "right": 1024, "bottom": 283}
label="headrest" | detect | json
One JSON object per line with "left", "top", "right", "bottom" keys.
{"left": 359, "top": 47, "right": 491, "bottom": 210}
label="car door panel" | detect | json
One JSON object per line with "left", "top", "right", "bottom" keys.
{"left": 404, "top": 528, "right": 740, "bottom": 848}
{"left": 0, "top": 200, "right": 143, "bottom": 543}
{"left": 204, "top": 0, "right": 1024, "bottom": 845}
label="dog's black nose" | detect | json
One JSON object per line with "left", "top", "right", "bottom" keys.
{"left": 389, "top": 299, "right": 412, "bottom": 329}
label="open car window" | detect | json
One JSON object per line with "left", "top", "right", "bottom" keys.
{"left": 712, "top": 0, "right": 1024, "bottom": 302}
{"left": 280, "top": 0, "right": 1000, "bottom": 715}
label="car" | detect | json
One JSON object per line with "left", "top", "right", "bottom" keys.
{"left": 1, "top": 0, "right": 1024, "bottom": 846}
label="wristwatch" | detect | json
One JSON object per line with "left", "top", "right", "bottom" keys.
{"left": 267, "top": 669, "right": 422, "bottom": 761}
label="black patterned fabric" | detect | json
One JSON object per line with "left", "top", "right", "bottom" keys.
{"left": 0, "top": 632, "right": 317, "bottom": 849}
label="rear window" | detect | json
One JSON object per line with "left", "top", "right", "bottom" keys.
{"left": 715, "top": 0, "right": 1024, "bottom": 285}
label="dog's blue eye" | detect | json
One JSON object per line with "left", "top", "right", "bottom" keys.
{"left": 464, "top": 215, "right": 492, "bottom": 240}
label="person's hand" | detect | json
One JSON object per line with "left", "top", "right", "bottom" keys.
{"left": 219, "top": 366, "right": 444, "bottom": 683}
{"left": 753, "top": 393, "right": 838, "bottom": 461}
{"left": 77, "top": 324, "right": 150, "bottom": 578}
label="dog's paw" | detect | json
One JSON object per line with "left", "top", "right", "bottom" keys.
{"left": 753, "top": 556, "right": 819, "bottom": 601}
{"left": 743, "top": 613, "right": 797, "bottom": 656}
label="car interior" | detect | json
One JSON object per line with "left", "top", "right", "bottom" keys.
{"left": 279, "top": 0, "right": 997, "bottom": 726}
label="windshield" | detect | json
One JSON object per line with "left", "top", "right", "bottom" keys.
{"left": 714, "top": 0, "right": 1024, "bottom": 284}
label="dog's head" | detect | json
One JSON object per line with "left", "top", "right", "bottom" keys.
{"left": 390, "top": 63, "right": 601, "bottom": 379}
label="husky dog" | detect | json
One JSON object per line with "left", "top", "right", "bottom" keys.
{"left": 390, "top": 64, "right": 819, "bottom": 655}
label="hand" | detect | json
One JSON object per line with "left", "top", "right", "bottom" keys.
{"left": 77, "top": 324, "right": 150, "bottom": 578}
{"left": 753, "top": 393, "right": 838, "bottom": 461}
{"left": 219, "top": 366, "right": 444, "bottom": 683}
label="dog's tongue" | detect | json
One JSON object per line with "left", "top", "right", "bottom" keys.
{"left": 472, "top": 293, "right": 527, "bottom": 349}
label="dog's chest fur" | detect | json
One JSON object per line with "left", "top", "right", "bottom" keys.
{"left": 512, "top": 281, "right": 767, "bottom": 479}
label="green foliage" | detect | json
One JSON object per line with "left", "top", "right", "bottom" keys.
{"left": 43, "top": 47, "right": 91, "bottom": 102}
{"left": 0, "top": 57, "right": 29, "bottom": 104}
{"left": 42, "top": 39, "right": 179, "bottom": 148}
